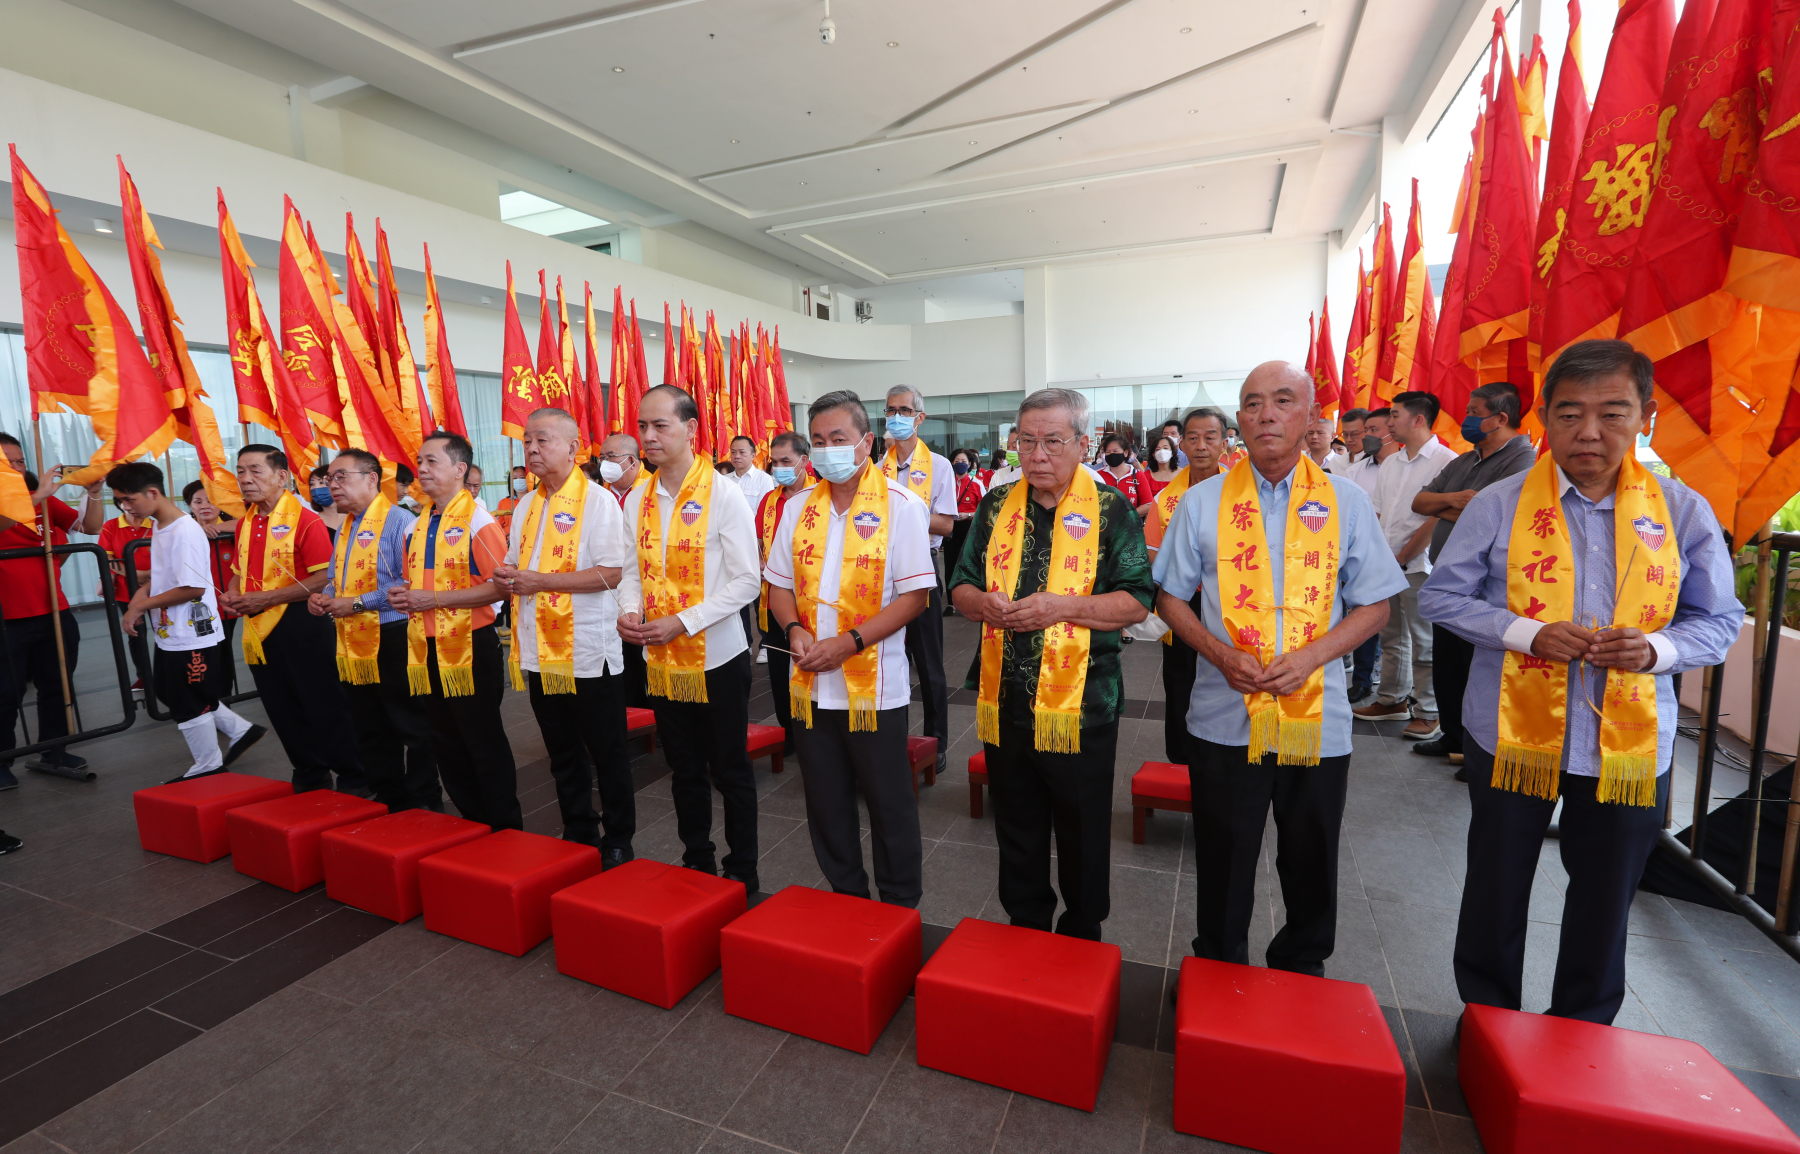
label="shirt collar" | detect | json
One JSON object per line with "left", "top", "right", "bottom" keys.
{"left": 1256, "top": 462, "right": 1298, "bottom": 496}
{"left": 1553, "top": 464, "right": 1616, "bottom": 510}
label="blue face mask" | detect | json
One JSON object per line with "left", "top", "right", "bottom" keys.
{"left": 812, "top": 444, "right": 861, "bottom": 484}
{"left": 885, "top": 414, "right": 915, "bottom": 441}
{"left": 771, "top": 466, "right": 799, "bottom": 487}
{"left": 953, "top": 460, "right": 970, "bottom": 476}
{"left": 1460, "top": 413, "right": 1490, "bottom": 446}
{"left": 310, "top": 486, "right": 332, "bottom": 507}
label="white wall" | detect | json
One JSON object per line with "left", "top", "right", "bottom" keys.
{"left": 786, "top": 315, "right": 1024, "bottom": 403}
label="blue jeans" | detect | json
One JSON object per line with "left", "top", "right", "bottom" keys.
{"left": 1350, "top": 633, "right": 1380, "bottom": 691}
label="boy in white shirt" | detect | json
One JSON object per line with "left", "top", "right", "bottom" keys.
{"left": 108, "top": 463, "right": 264, "bottom": 781}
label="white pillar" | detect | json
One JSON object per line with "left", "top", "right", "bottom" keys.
{"left": 1022, "top": 265, "right": 1048, "bottom": 392}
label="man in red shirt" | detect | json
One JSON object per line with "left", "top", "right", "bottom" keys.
{"left": 97, "top": 506, "right": 153, "bottom": 700}
{"left": 218, "top": 445, "right": 366, "bottom": 794}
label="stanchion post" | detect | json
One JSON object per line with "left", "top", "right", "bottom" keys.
{"left": 1692, "top": 662, "right": 1722, "bottom": 857}
{"left": 30, "top": 421, "right": 77, "bottom": 742}
{"left": 1743, "top": 523, "right": 1779, "bottom": 895}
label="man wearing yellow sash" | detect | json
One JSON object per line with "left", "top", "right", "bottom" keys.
{"left": 882, "top": 385, "right": 958, "bottom": 781}
{"left": 308, "top": 448, "right": 439, "bottom": 813}
{"left": 386, "top": 431, "right": 520, "bottom": 832}
{"left": 1143, "top": 406, "right": 1228, "bottom": 764}
{"left": 617, "top": 386, "right": 764, "bottom": 891}
{"left": 765, "top": 392, "right": 934, "bottom": 906}
{"left": 756, "top": 431, "right": 813, "bottom": 754}
{"left": 1420, "top": 341, "right": 1740, "bottom": 1024}
{"left": 491, "top": 409, "right": 634, "bottom": 865}
{"left": 220, "top": 445, "right": 366, "bottom": 795}
{"left": 1154, "top": 363, "right": 1405, "bottom": 978}
{"left": 950, "top": 388, "right": 1155, "bottom": 941}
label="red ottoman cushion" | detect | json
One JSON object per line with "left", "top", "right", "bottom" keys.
{"left": 1173, "top": 957, "right": 1404, "bottom": 1153}
{"left": 626, "top": 707, "right": 655, "bottom": 732}
{"left": 916, "top": 918, "right": 1121, "bottom": 1111}
{"left": 1460, "top": 1003, "right": 1800, "bottom": 1154}
{"left": 418, "top": 830, "right": 601, "bottom": 956}
{"left": 226, "top": 791, "right": 387, "bottom": 892}
{"left": 746, "top": 724, "right": 784, "bottom": 755}
{"left": 321, "top": 810, "right": 491, "bottom": 923}
{"left": 1132, "top": 761, "right": 1191, "bottom": 802}
{"left": 552, "top": 858, "right": 747, "bottom": 1008}
{"left": 721, "top": 886, "right": 920, "bottom": 1053}
{"left": 133, "top": 773, "right": 292, "bottom": 863}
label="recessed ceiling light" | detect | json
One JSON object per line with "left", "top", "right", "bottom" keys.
{"left": 92, "top": 219, "right": 114, "bottom": 233}
{"left": 887, "top": 40, "right": 899, "bottom": 47}
{"left": 968, "top": 140, "right": 978, "bottom": 145}
{"left": 613, "top": 66, "right": 624, "bottom": 72}
{"left": 799, "top": 181, "right": 807, "bottom": 185}
{"left": 730, "top": 139, "right": 739, "bottom": 143}
{"left": 1189, "top": 109, "right": 1198, "bottom": 114}
{"left": 1180, "top": 26, "right": 1192, "bottom": 32}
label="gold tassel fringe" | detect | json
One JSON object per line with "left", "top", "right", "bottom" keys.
{"left": 243, "top": 627, "right": 266, "bottom": 666}
{"left": 1492, "top": 741, "right": 1562, "bottom": 800}
{"left": 977, "top": 700, "right": 999, "bottom": 747}
{"left": 407, "top": 663, "right": 431, "bottom": 696}
{"left": 649, "top": 662, "right": 708, "bottom": 703}
{"left": 508, "top": 657, "right": 526, "bottom": 691}
{"left": 439, "top": 664, "right": 475, "bottom": 698}
{"left": 1034, "top": 708, "right": 1081, "bottom": 754}
{"left": 1248, "top": 705, "right": 1280, "bottom": 764}
{"left": 338, "top": 654, "right": 380, "bottom": 685}
{"left": 1275, "top": 717, "right": 1322, "bottom": 767}
{"left": 849, "top": 694, "right": 877, "bottom": 733}
{"left": 791, "top": 683, "right": 813, "bottom": 729}
{"left": 539, "top": 661, "right": 577, "bottom": 695}
{"left": 1598, "top": 753, "right": 1659, "bottom": 807}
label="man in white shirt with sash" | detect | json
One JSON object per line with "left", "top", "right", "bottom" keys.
{"left": 618, "top": 385, "right": 764, "bottom": 892}
{"left": 756, "top": 432, "right": 814, "bottom": 753}
{"left": 765, "top": 391, "right": 934, "bottom": 906}
{"left": 492, "top": 408, "right": 634, "bottom": 864}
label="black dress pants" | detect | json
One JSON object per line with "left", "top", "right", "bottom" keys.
{"left": 1160, "top": 635, "right": 1199, "bottom": 766}
{"left": 651, "top": 650, "right": 758, "bottom": 883}
{"left": 1188, "top": 739, "right": 1350, "bottom": 975}
{"left": 621, "top": 639, "right": 650, "bottom": 709}
{"left": 903, "top": 579, "right": 948, "bottom": 762}
{"left": 767, "top": 644, "right": 794, "bottom": 740}
{"left": 1431, "top": 624, "right": 1474, "bottom": 754}
{"left": 0, "top": 610, "right": 80, "bottom": 768}
{"left": 1456, "top": 744, "right": 1668, "bottom": 1024}
{"left": 248, "top": 608, "right": 365, "bottom": 793}
{"left": 526, "top": 666, "right": 633, "bottom": 850}
{"left": 986, "top": 720, "right": 1118, "bottom": 940}
{"left": 345, "top": 621, "right": 443, "bottom": 813}
{"left": 423, "top": 625, "right": 521, "bottom": 831}
{"left": 794, "top": 705, "right": 921, "bottom": 906}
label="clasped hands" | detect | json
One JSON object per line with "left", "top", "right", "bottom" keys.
{"left": 616, "top": 611, "right": 688, "bottom": 647}
{"left": 785, "top": 626, "right": 858, "bottom": 674}
{"left": 1215, "top": 646, "right": 1320, "bottom": 698}
{"left": 1530, "top": 621, "right": 1655, "bottom": 672}
{"left": 963, "top": 588, "right": 1067, "bottom": 633}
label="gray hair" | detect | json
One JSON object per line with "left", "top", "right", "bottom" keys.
{"left": 526, "top": 407, "right": 581, "bottom": 438}
{"left": 1017, "top": 387, "right": 1090, "bottom": 437}
{"left": 807, "top": 389, "right": 871, "bottom": 436}
{"left": 886, "top": 384, "right": 925, "bottom": 412}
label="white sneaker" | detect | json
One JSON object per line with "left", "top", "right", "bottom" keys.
{"left": 755, "top": 648, "right": 769, "bottom": 664}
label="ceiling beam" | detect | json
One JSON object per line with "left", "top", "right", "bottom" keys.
{"left": 452, "top": 0, "right": 709, "bottom": 59}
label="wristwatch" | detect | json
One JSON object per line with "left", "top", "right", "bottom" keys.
{"left": 848, "top": 628, "right": 867, "bottom": 653}
{"left": 351, "top": 595, "right": 366, "bottom": 614}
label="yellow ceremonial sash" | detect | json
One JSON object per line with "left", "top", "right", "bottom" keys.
{"left": 238, "top": 491, "right": 305, "bottom": 665}
{"left": 638, "top": 455, "right": 713, "bottom": 703}
{"left": 330, "top": 494, "right": 391, "bottom": 685}
{"left": 977, "top": 469, "right": 1101, "bottom": 753}
{"left": 885, "top": 439, "right": 932, "bottom": 503}
{"left": 789, "top": 463, "right": 888, "bottom": 732}
{"left": 1152, "top": 467, "right": 1200, "bottom": 646}
{"left": 405, "top": 489, "right": 476, "bottom": 698}
{"left": 758, "top": 481, "right": 813, "bottom": 630}
{"left": 1217, "top": 456, "right": 1339, "bottom": 766}
{"left": 509, "top": 470, "right": 587, "bottom": 695}
{"left": 1496, "top": 454, "right": 1676, "bottom": 806}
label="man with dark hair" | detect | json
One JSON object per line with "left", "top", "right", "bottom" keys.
{"left": 1410, "top": 381, "right": 1536, "bottom": 769}
{"left": 1329, "top": 408, "right": 1371, "bottom": 477}
{"left": 309, "top": 449, "right": 439, "bottom": 812}
{"left": 463, "top": 463, "right": 488, "bottom": 513}
{"left": 1145, "top": 406, "right": 1228, "bottom": 764}
{"left": 1420, "top": 338, "right": 1740, "bottom": 1025}
{"left": 618, "top": 385, "right": 762, "bottom": 888}
{"left": 727, "top": 434, "right": 775, "bottom": 507}
{"left": 108, "top": 462, "right": 263, "bottom": 781}
{"left": 222, "top": 444, "right": 365, "bottom": 794}
{"left": 1356, "top": 391, "right": 1457, "bottom": 739}
{"left": 97, "top": 480, "right": 153, "bottom": 701}
{"left": 756, "top": 430, "right": 814, "bottom": 750}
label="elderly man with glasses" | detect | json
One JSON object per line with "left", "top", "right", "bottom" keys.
{"left": 882, "top": 385, "right": 958, "bottom": 777}
{"left": 950, "top": 388, "right": 1155, "bottom": 941}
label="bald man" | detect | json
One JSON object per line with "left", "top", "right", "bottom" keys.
{"left": 598, "top": 434, "right": 643, "bottom": 506}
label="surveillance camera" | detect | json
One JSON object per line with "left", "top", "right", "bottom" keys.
{"left": 819, "top": 16, "right": 836, "bottom": 43}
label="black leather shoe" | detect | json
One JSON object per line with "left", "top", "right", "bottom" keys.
{"left": 1453, "top": 766, "right": 1468, "bottom": 783}
{"left": 602, "top": 846, "right": 635, "bottom": 871}
{"left": 1411, "top": 736, "right": 1455, "bottom": 758}
{"left": 0, "top": 830, "right": 20, "bottom": 854}
{"left": 722, "top": 872, "right": 759, "bottom": 896}
{"left": 223, "top": 724, "right": 267, "bottom": 767}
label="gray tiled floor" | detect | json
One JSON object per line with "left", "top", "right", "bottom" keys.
{"left": 0, "top": 609, "right": 1797, "bottom": 1152}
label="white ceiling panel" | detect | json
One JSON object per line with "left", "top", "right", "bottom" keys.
{"left": 345, "top": 0, "right": 598, "bottom": 50}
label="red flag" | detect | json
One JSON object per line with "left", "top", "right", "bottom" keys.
{"left": 375, "top": 221, "right": 428, "bottom": 465}
{"left": 627, "top": 300, "right": 649, "bottom": 435}
{"left": 1313, "top": 300, "right": 1341, "bottom": 422}
{"left": 10, "top": 146, "right": 174, "bottom": 487}
{"left": 278, "top": 202, "right": 345, "bottom": 447}
{"left": 1528, "top": 0, "right": 1593, "bottom": 378}
{"left": 338, "top": 218, "right": 411, "bottom": 470}
{"left": 1431, "top": 144, "right": 1481, "bottom": 442}
{"left": 499, "top": 262, "right": 537, "bottom": 439}
{"left": 1389, "top": 178, "right": 1438, "bottom": 404}
{"left": 585, "top": 283, "right": 607, "bottom": 447}
{"left": 610, "top": 286, "right": 630, "bottom": 436}
{"left": 662, "top": 301, "right": 676, "bottom": 386}
{"left": 1305, "top": 312, "right": 1317, "bottom": 381}
{"left": 218, "top": 191, "right": 314, "bottom": 475}
{"left": 1341, "top": 255, "right": 1371, "bottom": 415}
{"left": 420, "top": 243, "right": 467, "bottom": 436}
{"left": 1366, "top": 205, "right": 1400, "bottom": 405}
{"left": 770, "top": 326, "right": 794, "bottom": 433}
{"left": 556, "top": 278, "right": 589, "bottom": 459}
{"left": 533, "top": 270, "right": 574, "bottom": 414}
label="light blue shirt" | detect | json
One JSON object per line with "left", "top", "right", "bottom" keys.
{"left": 1150, "top": 462, "right": 1408, "bottom": 756}
{"left": 326, "top": 501, "right": 417, "bottom": 626}
{"left": 1418, "top": 467, "right": 1741, "bottom": 776}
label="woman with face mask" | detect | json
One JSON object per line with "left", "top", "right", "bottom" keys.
{"left": 1097, "top": 432, "right": 1149, "bottom": 507}
{"left": 307, "top": 465, "right": 345, "bottom": 541}
{"left": 1138, "top": 433, "right": 1182, "bottom": 512}
{"left": 944, "top": 448, "right": 987, "bottom": 611}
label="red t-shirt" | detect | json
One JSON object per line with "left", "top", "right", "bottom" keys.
{"left": 234, "top": 505, "right": 333, "bottom": 592}
{"left": 955, "top": 474, "right": 985, "bottom": 515}
{"left": 1141, "top": 475, "right": 1170, "bottom": 505}
{"left": 1100, "top": 467, "right": 1150, "bottom": 506}
{"left": 97, "top": 516, "right": 154, "bottom": 603}
{"left": 0, "top": 498, "right": 79, "bottom": 620}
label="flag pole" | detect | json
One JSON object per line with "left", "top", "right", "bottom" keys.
{"left": 30, "top": 416, "right": 79, "bottom": 743}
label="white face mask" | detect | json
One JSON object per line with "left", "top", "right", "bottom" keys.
{"left": 599, "top": 459, "right": 624, "bottom": 484}
{"left": 512, "top": 477, "right": 528, "bottom": 495}
{"left": 1154, "top": 449, "right": 1172, "bottom": 464}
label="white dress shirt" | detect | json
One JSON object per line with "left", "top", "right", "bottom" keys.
{"left": 883, "top": 444, "right": 957, "bottom": 549}
{"left": 616, "top": 464, "right": 761, "bottom": 669}
{"left": 733, "top": 466, "right": 776, "bottom": 508}
{"left": 1372, "top": 438, "right": 1458, "bottom": 575}
{"left": 763, "top": 477, "right": 936, "bottom": 711}
{"left": 505, "top": 475, "right": 630, "bottom": 678}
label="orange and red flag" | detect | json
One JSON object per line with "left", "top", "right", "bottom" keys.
{"left": 585, "top": 283, "right": 608, "bottom": 448}
{"left": 1313, "top": 300, "right": 1341, "bottom": 423}
{"left": 375, "top": 221, "right": 429, "bottom": 465}
{"left": 278, "top": 201, "right": 346, "bottom": 448}
{"left": 534, "top": 270, "right": 573, "bottom": 413}
{"left": 421, "top": 243, "right": 467, "bottom": 436}
{"left": 218, "top": 192, "right": 315, "bottom": 476}
{"left": 1431, "top": 144, "right": 1481, "bottom": 442}
{"left": 500, "top": 263, "right": 537, "bottom": 440}
{"left": 1388, "top": 178, "right": 1438, "bottom": 406}
{"left": 555, "top": 278, "right": 589, "bottom": 460}
{"left": 1529, "top": 0, "right": 1592, "bottom": 380}
{"left": 1365, "top": 205, "right": 1400, "bottom": 406}
{"left": 335, "top": 219, "right": 411, "bottom": 472}
{"left": 1341, "top": 255, "right": 1372, "bottom": 413}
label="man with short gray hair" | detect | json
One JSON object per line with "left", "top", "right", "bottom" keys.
{"left": 882, "top": 384, "right": 957, "bottom": 776}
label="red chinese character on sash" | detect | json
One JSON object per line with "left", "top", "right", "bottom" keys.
{"left": 1521, "top": 550, "right": 1558, "bottom": 583}
{"left": 1006, "top": 509, "right": 1025, "bottom": 536}
{"left": 1237, "top": 625, "right": 1263, "bottom": 648}
{"left": 801, "top": 506, "right": 820, "bottom": 530}
{"left": 1228, "top": 544, "right": 1260, "bottom": 572}
{"left": 1522, "top": 595, "right": 1548, "bottom": 619}
{"left": 797, "top": 542, "right": 817, "bottom": 568}
{"left": 1646, "top": 565, "right": 1664, "bottom": 586}
{"left": 552, "top": 544, "right": 564, "bottom": 559}
{"left": 1304, "top": 586, "right": 1320, "bottom": 604}
{"left": 1232, "top": 584, "right": 1257, "bottom": 610}
{"left": 1230, "top": 501, "right": 1255, "bottom": 532}
{"left": 1528, "top": 508, "right": 1558, "bottom": 539}
{"left": 1302, "top": 622, "right": 1317, "bottom": 642}
{"left": 1638, "top": 604, "right": 1658, "bottom": 626}
{"left": 1519, "top": 654, "right": 1555, "bottom": 677}
{"left": 1303, "top": 550, "right": 1320, "bottom": 569}
{"left": 1063, "top": 555, "right": 1078, "bottom": 572}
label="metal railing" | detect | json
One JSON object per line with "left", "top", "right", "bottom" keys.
{"left": 118, "top": 536, "right": 256, "bottom": 722}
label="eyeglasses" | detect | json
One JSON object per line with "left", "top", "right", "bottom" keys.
{"left": 326, "top": 469, "right": 376, "bottom": 482}
{"left": 1017, "top": 435, "right": 1076, "bottom": 456}
{"left": 884, "top": 406, "right": 921, "bottom": 418}
{"left": 599, "top": 453, "right": 634, "bottom": 463}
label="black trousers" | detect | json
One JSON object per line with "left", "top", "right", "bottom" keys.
{"left": 0, "top": 610, "right": 80, "bottom": 767}
{"left": 1456, "top": 745, "right": 1669, "bottom": 1024}
{"left": 1161, "top": 635, "right": 1199, "bottom": 766}
{"left": 423, "top": 625, "right": 520, "bottom": 832}
{"left": 527, "top": 666, "right": 633, "bottom": 850}
{"left": 345, "top": 621, "right": 442, "bottom": 813}
{"left": 795, "top": 705, "right": 921, "bottom": 907}
{"left": 1431, "top": 625, "right": 1474, "bottom": 753}
{"left": 652, "top": 650, "right": 758, "bottom": 882}
{"left": 903, "top": 577, "right": 948, "bottom": 761}
{"left": 986, "top": 720, "right": 1118, "bottom": 940}
{"left": 246, "top": 609, "right": 365, "bottom": 793}
{"left": 1189, "top": 739, "right": 1350, "bottom": 976}
{"left": 153, "top": 641, "right": 231, "bottom": 724}
{"left": 1351, "top": 633, "right": 1380, "bottom": 692}
{"left": 621, "top": 639, "right": 650, "bottom": 709}
{"left": 767, "top": 644, "right": 794, "bottom": 738}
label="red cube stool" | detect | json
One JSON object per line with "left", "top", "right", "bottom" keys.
{"left": 133, "top": 773, "right": 292, "bottom": 863}
{"left": 226, "top": 791, "right": 387, "bottom": 892}
{"left": 1131, "top": 760, "right": 1192, "bottom": 843}
{"left": 552, "top": 858, "right": 747, "bottom": 1008}
{"left": 418, "top": 829, "right": 601, "bottom": 955}
{"left": 1173, "top": 957, "right": 1404, "bottom": 1153}
{"left": 906, "top": 736, "right": 938, "bottom": 796}
{"left": 627, "top": 706, "right": 656, "bottom": 753}
{"left": 321, "top": 810, "right": 491, "bottom": 922}
{"left": 967, "top": 751, "right": 988, "bottom": 818}
{"left": 1460, "top": 1002, "right": 1800, "bottom": 1154}
{"left": 916, "top": 918, "right": 1120, "bottom": 1111}
{"left": 747, "top": 723, "right": 786, "bottom": 774}
{"left": 721, "top": 885, "right": 920, "bottom": 1053}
